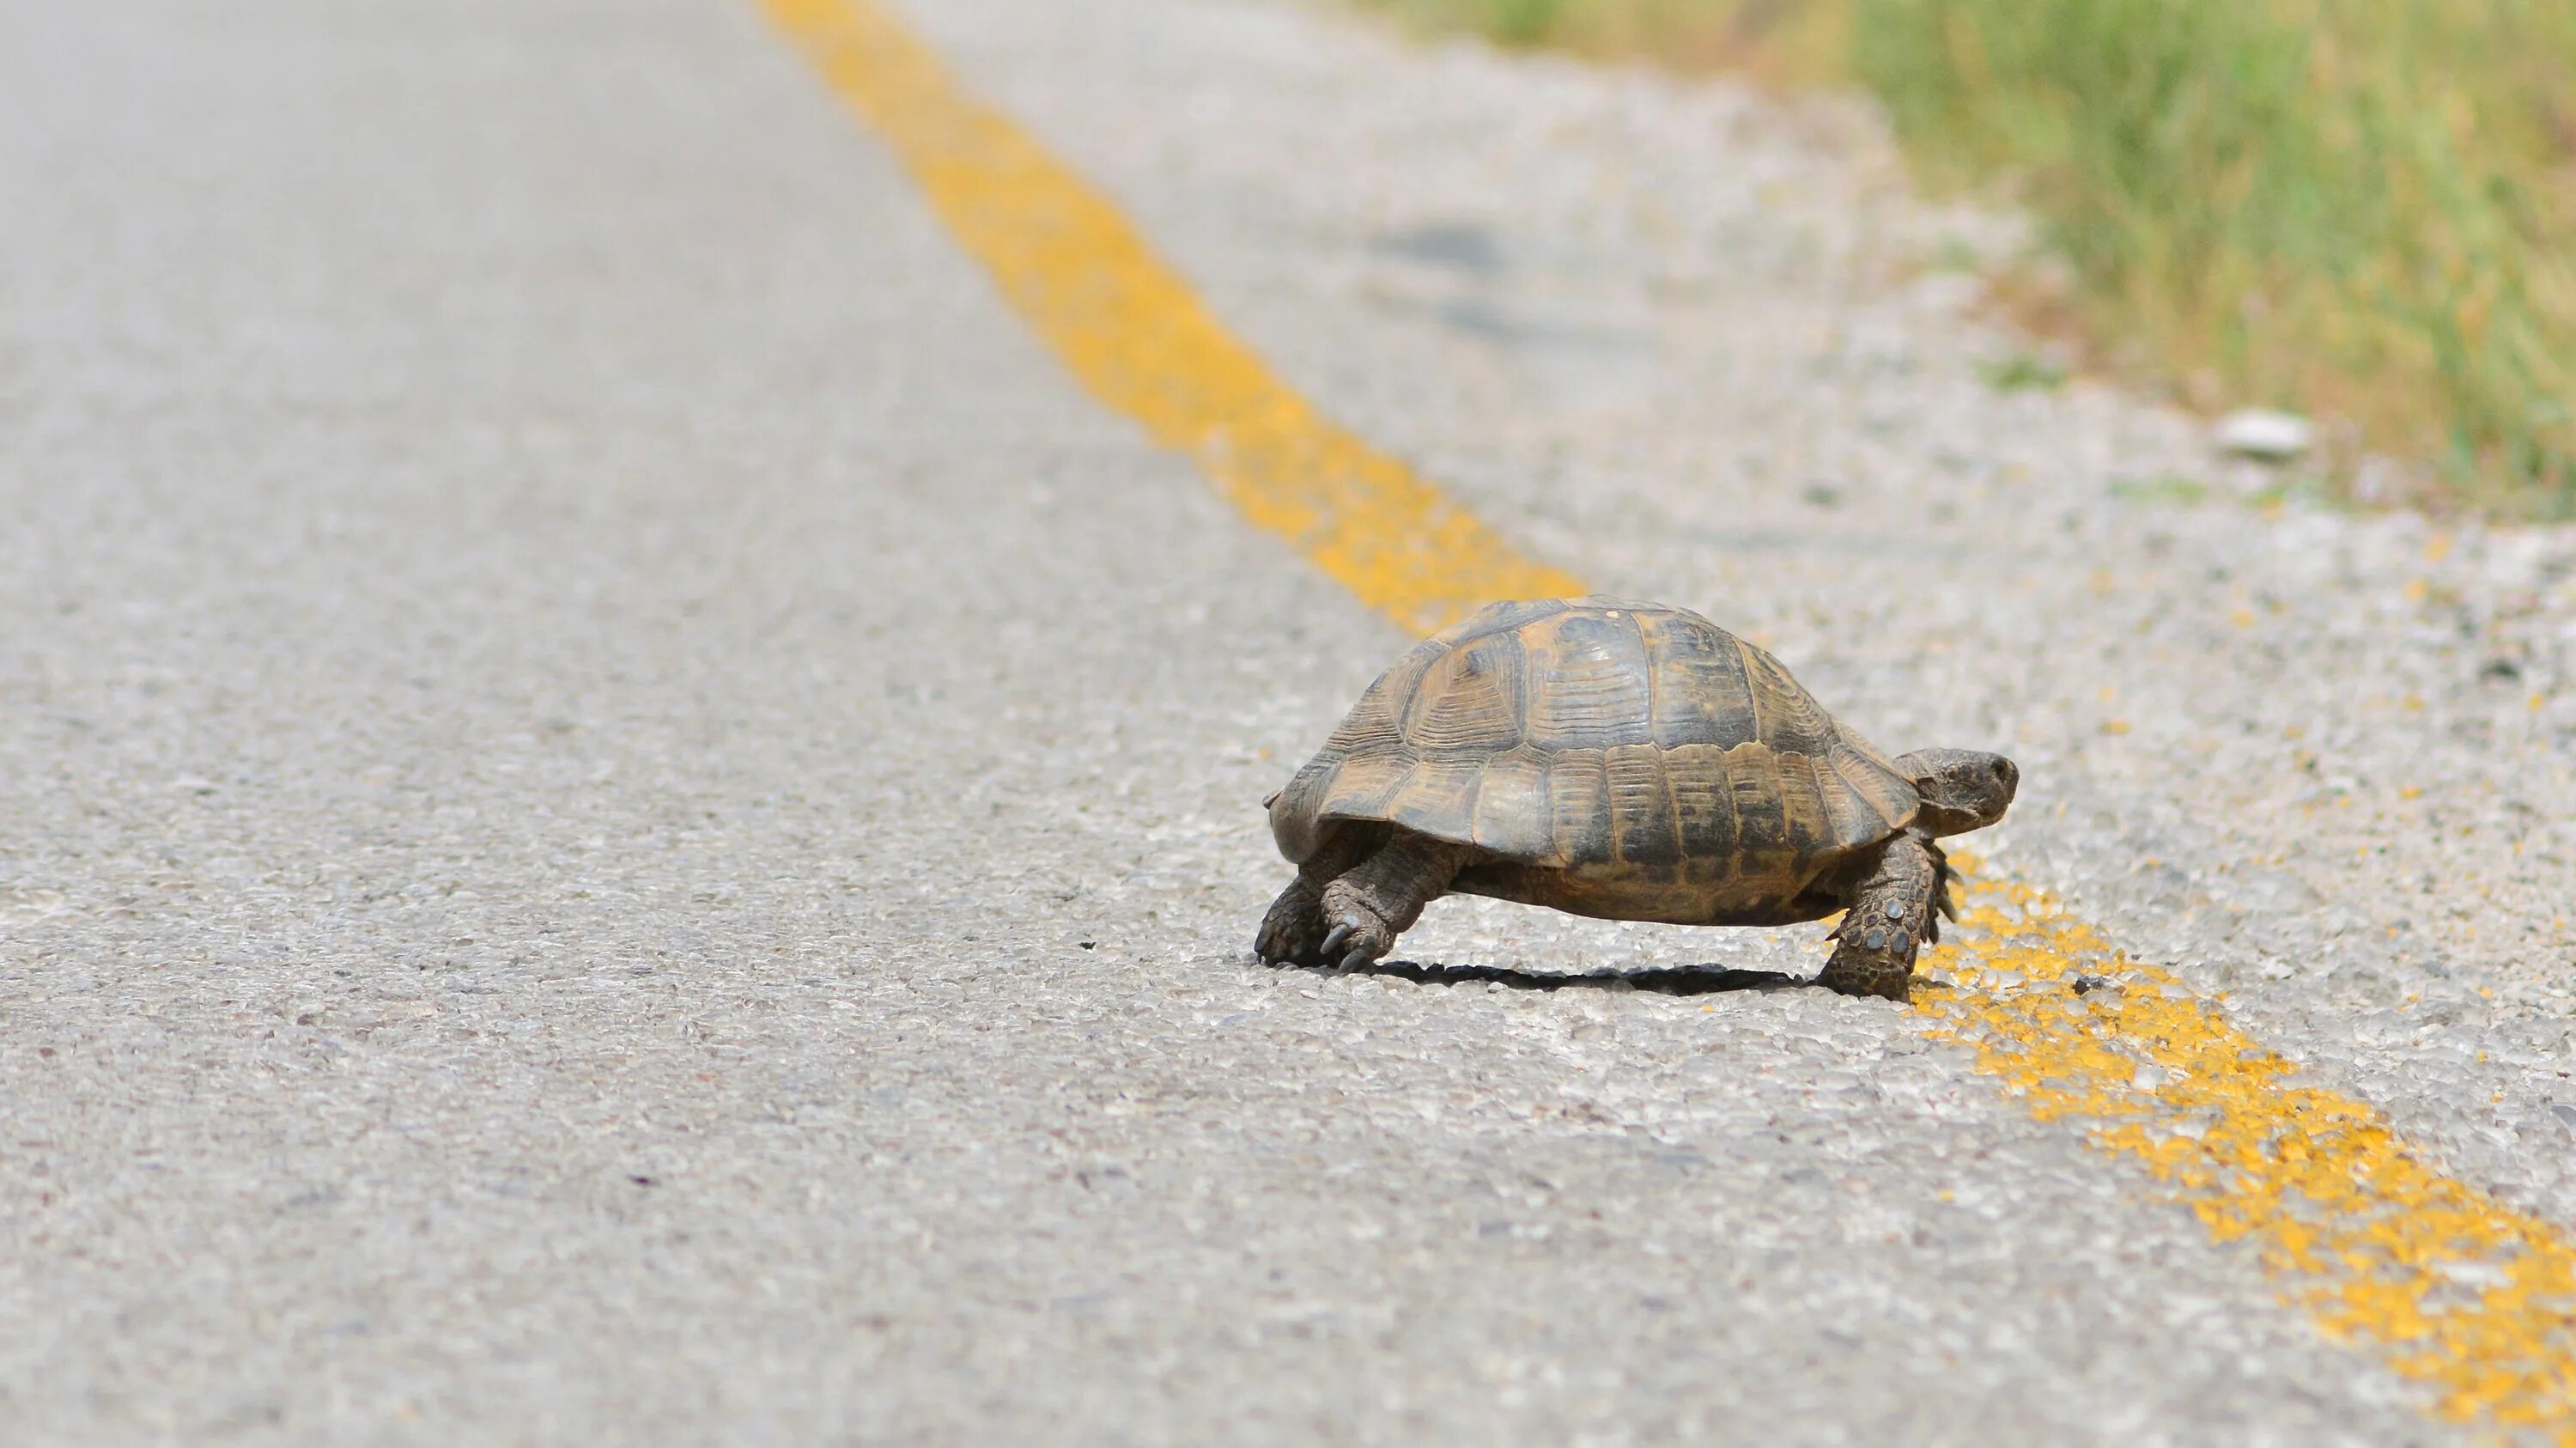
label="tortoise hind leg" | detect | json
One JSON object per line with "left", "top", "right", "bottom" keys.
{"left": 1815, "top": 832, "right": 1943, "bottom": 1002}
{"left": 1255, "top": 824, "right": 1382, "bottom": 966}
{"left": 1318, "top": 834, "right": 1473, "bottom": 970}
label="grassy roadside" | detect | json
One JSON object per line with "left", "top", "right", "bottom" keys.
{"left": 1367, "top": 0, "right": 2576, "bottom": 518}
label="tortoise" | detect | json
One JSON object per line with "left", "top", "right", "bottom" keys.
{"left": 1255, "top": 598, "right": 2017, "bottom": 1001}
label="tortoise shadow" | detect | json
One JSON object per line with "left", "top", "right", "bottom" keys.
{"left": 1292, "top": 958, "right": 1807, "bottom": 996}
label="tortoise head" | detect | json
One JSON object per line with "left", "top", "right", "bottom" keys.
{"left": 1893, "top": 748, "right": 2018, "bottom": 837}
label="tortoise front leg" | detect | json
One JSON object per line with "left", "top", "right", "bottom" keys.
{"left": 1815, "top": 831, "right": 1944, "bottom": 1002}
{"left": 1254, "top": 825, "right": 1382, "bottom": 966}
{"left": 1316, "top": 833, "right": 1472, "bottom": 970}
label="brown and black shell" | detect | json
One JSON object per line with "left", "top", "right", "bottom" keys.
{"left": 1267, "top": 598, "right": 1922, "bottom": 926}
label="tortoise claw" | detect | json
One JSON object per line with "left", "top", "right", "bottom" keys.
{"left": 1321, "top": 916, "right": 1391, "bottom": 970}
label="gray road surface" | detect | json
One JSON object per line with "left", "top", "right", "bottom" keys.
{"left": 5, "top": 0, "right": 2574, "bottom": 1442}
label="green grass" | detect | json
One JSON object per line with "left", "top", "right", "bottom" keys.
{"left": 2105, "top": 475, "right": 2214, "bottom": 508}
{"left": 1364, "top": 0, "right": 2576, "bottom": 517}
{"left": 1978, "top": 350, "right": 2069, "bottom": 392}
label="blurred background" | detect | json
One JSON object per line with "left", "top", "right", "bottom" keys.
{"left": 1366, "top": 0, "right": 2576, "bottom": 519}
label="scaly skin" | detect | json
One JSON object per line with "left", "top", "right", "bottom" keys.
{"left": 1815, "top": 830, "right": 1947, "bottom": 1001}
{"left": 1253, "top": 826, "right": 1380, "bottom": 966}
{"left": 1313, "top": 834, "right": 1472, "bottom": 970}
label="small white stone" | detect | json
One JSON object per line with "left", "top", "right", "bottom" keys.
{"left": 2214, "top": 408, "right": 2314, "bottom": 461}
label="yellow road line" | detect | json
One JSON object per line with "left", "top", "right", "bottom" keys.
{"left": 758, "top": 0, "right": 2576, "bottom": 1434}
{"left": 1929, "top": 865, "right": 2576, "bottom": 1433}
{"left": 758, "top": 0, "right": 1582, "bottom": 636}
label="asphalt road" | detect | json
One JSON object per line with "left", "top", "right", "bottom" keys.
{"left": 6, "top": 0, "right": 2576, "bottom": 1443}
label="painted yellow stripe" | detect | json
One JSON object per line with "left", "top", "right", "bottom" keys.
{"left": 1925, "top": 867, "right": 2576, "bottom": 1434}
{"left": 757, "top": 0, "right": 2576, "bottom": 1435}
{"left": 758, "top": 0, "right": 1582, "bottom": 636}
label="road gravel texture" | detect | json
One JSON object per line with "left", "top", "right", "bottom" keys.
{"left": 4, "top": 0, "right": 2573, "bottom": 1443}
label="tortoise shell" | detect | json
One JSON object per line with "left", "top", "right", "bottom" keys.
{"left": 1268, "top": 598, "right": 1922, "bottom": 926}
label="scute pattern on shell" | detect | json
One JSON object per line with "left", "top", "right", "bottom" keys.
{"left": 1270, "top": 599, "right": 1920, "bottom": 916}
